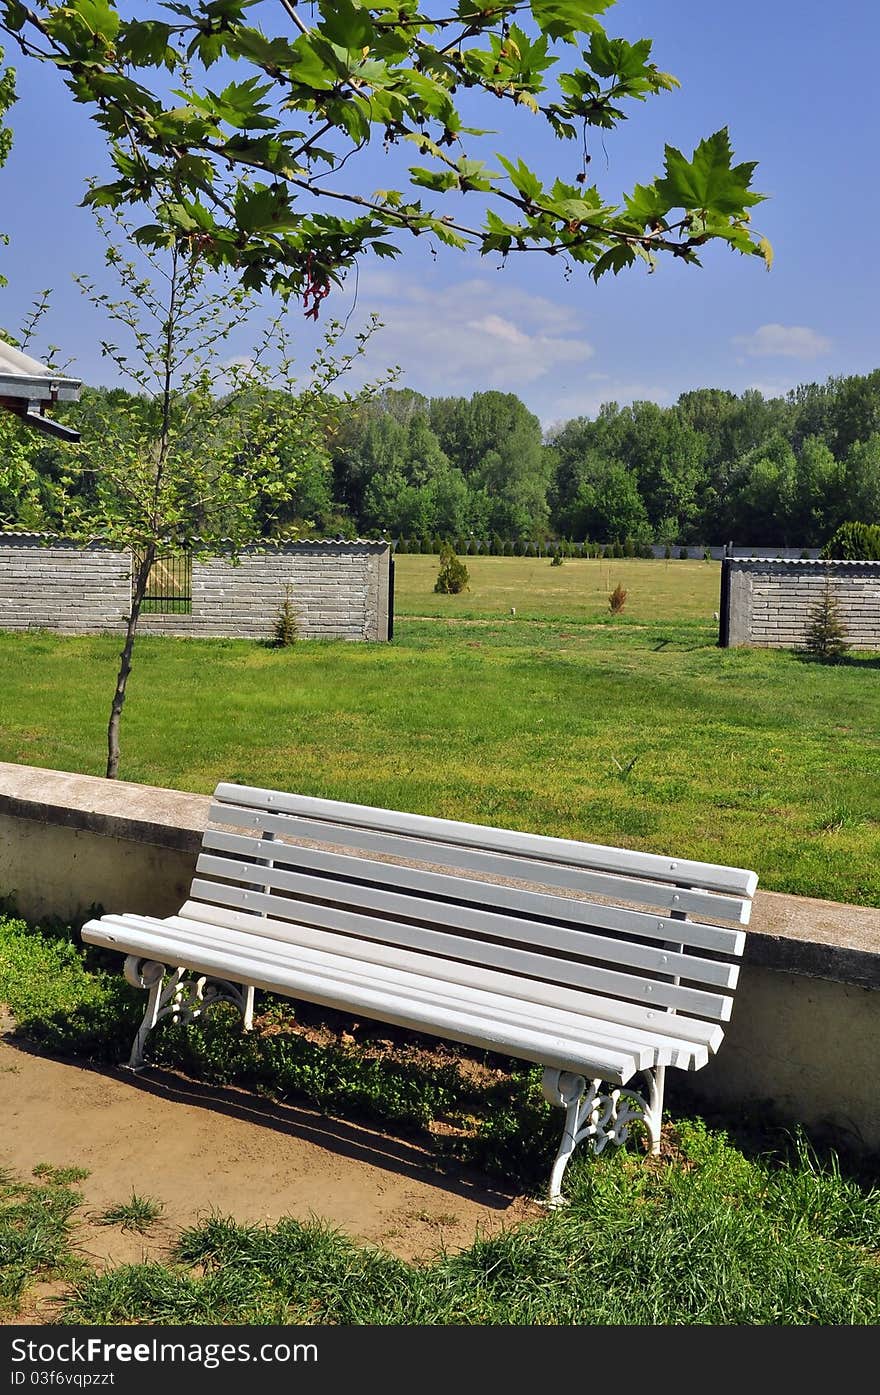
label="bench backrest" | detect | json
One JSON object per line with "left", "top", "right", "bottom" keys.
{"left": 183, "top": 783, "right": 757, "bottom": 1047}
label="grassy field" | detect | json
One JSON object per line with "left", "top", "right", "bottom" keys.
{"left": 394, "top": 553, "right": 722, "bottom": 621}
{"left": 5, "top": 1141, "right": 878, "bottom": 1325}
{"left": 0, "top": 560, "right": 878, "bottom": 904}
{"left": 2, "top": 914, "right": 879, "bottom": 1325}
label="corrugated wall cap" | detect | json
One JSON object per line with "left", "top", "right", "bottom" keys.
{"left": 0, "top": 531, "right": 389, "bottom": 548}
{"left": 731, "top": 556, "right": 880, "bottom": 566}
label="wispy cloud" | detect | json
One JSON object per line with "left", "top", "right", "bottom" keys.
{"left": 732, "top": 323, "right": 832, "bottom": 359}
{"left": 345, "top": 271, "right": 595, "bottom": 392}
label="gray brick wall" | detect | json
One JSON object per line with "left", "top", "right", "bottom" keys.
{"left": 0, "top": 538, "right": 132, "bottom": 634}
{"left": 725, "top": 559, "right": 880, "bottom": 649}
{"left": 0, "top": 536, "right": 391, "bottom": 641}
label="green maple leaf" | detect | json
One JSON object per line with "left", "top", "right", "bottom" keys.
{"left": 656, "top": 128, "right": 765, "bottom": 216}
{"left": 118, "top": 19, "right": 176, "bottom": 67}
{"left": 74, "top": 0, "right": 120, "bottom": 41}
{"left": 623, "top": 180, "right": 670, "bottom": 227}
{"left": 590, "top": 244, "right": 636, "bottom": 280}
{"left": 529, "top": 0, "right": 614, "bottom": 42}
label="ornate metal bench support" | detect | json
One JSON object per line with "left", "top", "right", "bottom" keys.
{"left": 123, "top": 956, "right": 254, "bottom": 1071}
{"left": 542, "top": 1065, "right": 665, "bottom": 1206}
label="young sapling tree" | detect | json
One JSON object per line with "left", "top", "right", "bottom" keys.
{"left": 42, "top": 210, "right": 387, "bottom": 777}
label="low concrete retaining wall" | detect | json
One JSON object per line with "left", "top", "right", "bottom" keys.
{"left": 0, "top": 534, "right": 391, "bottom": 642}
{"left": 723, "top": 557, "right": 880, "bottom": 649}
{"left": 1, "top": 762, "right": 878, "bottom": 1157}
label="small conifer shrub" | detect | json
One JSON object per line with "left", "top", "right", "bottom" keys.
{"left": 803, "top": 579, "right": 849, "bottom": 661}
{"left": 609, "top": 583, "right": 628, "bottom": 615}
{"left": 434, "top": 544, "right": 470, "bottom": 594}
{"left": 273, "top": 586, "right": 299, "bottom": 646}
{"left": 550, "top": 547, "right": 564, "bottom": 566}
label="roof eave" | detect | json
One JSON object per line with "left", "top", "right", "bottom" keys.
{"left": 0, "top": 374, "right": 82, "bottom": 402}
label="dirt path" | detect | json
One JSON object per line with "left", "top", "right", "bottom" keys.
{"left": 1, "top": 1033, "right": 540, "bottom": 1320}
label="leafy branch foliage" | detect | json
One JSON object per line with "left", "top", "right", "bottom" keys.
{"left": 0, "top": 0, "right": 770, "bottom": 304}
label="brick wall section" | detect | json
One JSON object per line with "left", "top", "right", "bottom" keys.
{"left": 0, "top": 537, "right": 132, "bottom": 634}
{"left": 725, "top": 559, "right": 880, "bottom": 649}
{"left": 0, "top": 536, "right": 391, "bottom": 641}
{"left": 138, "top": 545, "right": 389, "bottom": 641}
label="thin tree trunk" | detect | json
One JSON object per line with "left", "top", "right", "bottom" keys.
{"left": 106, "top": 545, "right": 155, "bottom": 780}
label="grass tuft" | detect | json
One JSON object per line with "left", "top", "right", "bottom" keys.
{"left": 0, "top": 1167, "right": 88, "bottom": 1315}
{"left": 98, "top": 1194, "right": 164, "bottom": 1234}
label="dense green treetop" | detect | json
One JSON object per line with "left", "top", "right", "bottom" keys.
{"left": 1, "top": 0, "right": 770, "bottom": 305}
{"left": 9, "top": 370, "right": 880, "bottom": 549}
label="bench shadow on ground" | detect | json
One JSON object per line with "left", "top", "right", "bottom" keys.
{"left": 5, "top": 1035, "right": 516, "bottom": 1212}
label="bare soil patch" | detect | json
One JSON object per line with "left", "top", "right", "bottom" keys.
{"left": 1, "top": 1031, "right": 541, "bottom": 1321}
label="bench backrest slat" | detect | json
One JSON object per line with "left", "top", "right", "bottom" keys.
{"left": 209, "top": 801, "right": 752, "bottom": 926}
{"left": 195, "top": 852, "right": 739, "bottom": 992}
{"left": 214, "top": 784, "right": 758, "bottom": 898}
{"left": 188, "top": 877, "right": 736, "bottom": 1021}
{"left": 175, "top": 902, "right": 727, "bottom": 1051}
{"left": 201, "top": 830, "right": 746, "bottom": 958}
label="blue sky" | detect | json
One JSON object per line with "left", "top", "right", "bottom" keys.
{"left": 2, "top": 0, "right": 878, "bottom": 427}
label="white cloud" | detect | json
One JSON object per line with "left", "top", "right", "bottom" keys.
{"left": 733, "top": 323, "right": 832, "bottom": 359}
{"left": 466, "top": 313, "right": 530, "bottom": 347}
{"left": 342, "top": 271, "right": 595, "bottom": 393}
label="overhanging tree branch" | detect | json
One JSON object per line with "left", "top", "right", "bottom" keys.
{"left": 0, "top": 0, "right": 771, "bottom": 304}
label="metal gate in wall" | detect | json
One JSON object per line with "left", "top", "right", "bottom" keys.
{"left": 139, "top": 552, "right": 192, "bottom": 614}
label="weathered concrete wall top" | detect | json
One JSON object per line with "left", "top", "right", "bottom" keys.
{"left": 724, "top": 558, "right": 880, "bottom": 650}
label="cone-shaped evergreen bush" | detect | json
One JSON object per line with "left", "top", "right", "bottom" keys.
{"left": 434, "top": 544, "right": 470, "bottom": 594}
{"left": 803, "top": 579, "right": 849, "bottom": 661}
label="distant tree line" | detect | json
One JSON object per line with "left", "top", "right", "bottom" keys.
{"left": 3, "top": 371, "right": 879, "bottom": 548}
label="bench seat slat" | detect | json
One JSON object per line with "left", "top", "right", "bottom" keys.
{"left": 195, "top": 852, "right": 740, "bottom": 992}
{"left": 99, "top": 913, "right": 709, "bottom": 1070}
{"left": 81, "top": 917, "right": 648, "bottom": 1085}
{"left": 209, "top": 803, "right": 752, "bottom": 927}
{"left": 201, "top": 830, "right": 747, "bottom": 957}
{"left": 214, "top": 784, "right": 759, "bottom": 898}
{"left": 175, "top": 900, "right": 726, "bottom": 1049}
{"left": 188, "top": 877, "right": 735, "bottom": 1021}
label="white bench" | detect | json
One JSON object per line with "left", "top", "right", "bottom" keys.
{"left": 82, "top": 782, "right": 758, "bottom": 1203}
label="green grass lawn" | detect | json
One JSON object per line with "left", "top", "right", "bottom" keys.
{"left": 3, "top": 563, "right": 878, "bottom": 1326}
{"left": 394, "top": 553, "right": 722, "bottom": 622}
{"left": 2, "top": 914, "right": 879, "bottom": 1326}
{"left": 11, "top": 1141, "right": 879, "bottom": 1325}
{"left": 0, "top": 604, "right": 878, "bottom": 904}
